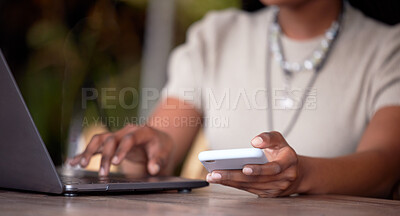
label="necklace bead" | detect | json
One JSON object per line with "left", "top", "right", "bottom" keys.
{"left": 268, "top": 8, "right": 341, "bottom": 109}
{"left": 304, "top": 60, "right": 314, "bottom": 70}
{"left": 266, "top": 5, "right": 344, "bottom": 136}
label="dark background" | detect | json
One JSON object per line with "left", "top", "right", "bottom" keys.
{"left": 0, "top": 0, "right": 399, "bottom": 165}
{"left": 242, "top": 0, "right": 400, "bottom": 26}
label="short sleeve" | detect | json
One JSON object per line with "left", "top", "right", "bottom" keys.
{"left": 161, "top": 9, "right": 243, "bottom": 114}
{"left": 161, "top": 17, "right": 206, "bottom": 113}
{"left": 368, "top": 25, "right": 400, "bottom": 118}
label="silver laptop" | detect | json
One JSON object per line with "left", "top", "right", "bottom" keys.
{"left": 0, "top": 50, "right": 208, "bottom": 196}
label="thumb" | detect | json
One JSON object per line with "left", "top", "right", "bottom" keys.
{"left": 251, "top": 131, "right": 288, "bottom": 150}
{"left": 251, "top": 131, "right": 296, "bottom": 173}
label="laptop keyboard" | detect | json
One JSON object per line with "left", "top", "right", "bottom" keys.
{"left": 59, "top": 174, "right": 181, "bottom": 185}
{"left": 60, "top": 175, "right": 135, "bottom": 184}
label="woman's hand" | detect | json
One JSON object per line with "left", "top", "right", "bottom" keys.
{"left": 206, "top": 131, "right": 303, "bottom": 197}
{"left": 69, "top": 124, "right": 175, "bottom": 177}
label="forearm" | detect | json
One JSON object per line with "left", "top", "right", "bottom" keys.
{"left": 298, "top": 149, "right": 400, "bottom": 198}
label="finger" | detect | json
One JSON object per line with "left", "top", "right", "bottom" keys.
{"left": 242, "top": 162, "right": 281, "bottom": 176}
{"left": 70, "top": 152, "right": 100, "bottom": 166}
{"left": 145, "top": 133, "right": 171, "bottom": 175}
{"left": 113, "top": 124, "right": 138, "bottom": 140}
{"left": 214, "top": 178, "right": 283, "bottom": 193}
{"left": 244, "top": 188, "right": 278, "bottom": 198}
{"left": 215, "top": 177, "right": 286, "bottom": 190}
{"left": 79, "top": 133, "right": 109, "bottom": 167}
{"left": 245, "top": 188, "right": 281, "bottom": 198}
{"left": 239, "top": 180, "right": 291, "bottom": 191}
{"left": 112, "top": 125, "right": 155, "bottom": 165}
{"left": 111, "top": 128, "right": 142, "bottom": 165}
{"left": 273, "top": 149, "right": 298, "bottom": 173}
{"left": 216, "top": 179, "right": 291, "bottom": 196}
{"left": 251, "top": 131, "right": 297, "bottom": 172}
{"left": 251, "top": 131, "right": 288, "bottom": 150}
{"left": 69, "top": 153, "right": 84, "bottom": 166}
{"left": 218, "top": 180, "right": 244, "bottom": 189}
{"left": 209, "top": 170, "right": 256, "bottom": 183}
{"left": 110, "top": 126, "right": 141, "bottom": 165}
{"left": 211, "top": 165, "right": 297, "bottom": 182}
{"left": 211, "top": 177, "right": 244, "bottom": 189}
{"left": 69, "top": 134, "right": 105, "bottom": 167}
{"left": 147, "top": 158, "right": 161, "bottom": 176}
{"left": 99, "top": 135, "right": 118, "bottom": 176}
{"left": 206, "top": 173, "right": 212, "bottom": 182}
{"left": 70, "top": 125, "right": 138, "bottom": 167}
{"left": 243, "top": 180, "right": 291, "bottom": 198}
{"left": 209, "top": 170, "right": 278, "bottom": 183}
{"left": 113, "top": 125, "right": 170, "bottom": 175}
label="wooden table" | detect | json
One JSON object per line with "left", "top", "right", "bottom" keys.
{"left": 1, "top": 185, "right": 399, "bottom": 216}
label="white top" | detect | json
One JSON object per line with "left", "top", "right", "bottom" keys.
{"left": 162, "top": 4, "right": 400, "bottom": 157}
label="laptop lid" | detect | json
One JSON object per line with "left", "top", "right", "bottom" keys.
{"left": 0, "top": 50, "right": 63, "bottom": 194}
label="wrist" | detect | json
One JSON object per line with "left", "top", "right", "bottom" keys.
{"left": 295, "top": 156, "right": 313, "bottom": 194}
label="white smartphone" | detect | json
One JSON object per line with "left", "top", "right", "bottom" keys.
{"left": 198, "top": 148, "right": 268, "bottom": 172}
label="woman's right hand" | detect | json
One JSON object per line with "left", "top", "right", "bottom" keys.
{"left": 69, "top": 124, "right": 175, "bottom": 177}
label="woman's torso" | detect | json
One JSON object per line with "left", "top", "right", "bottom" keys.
{"left": 196, "top": 5, "right": 399, "bottom": 157}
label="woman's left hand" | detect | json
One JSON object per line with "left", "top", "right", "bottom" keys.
{"left": 206, "top": 131, "right": 303, "bottom": 197}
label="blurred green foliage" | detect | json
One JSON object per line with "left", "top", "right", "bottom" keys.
{"left": 176, "top": 0, "right": 240, "bottom": 28}
{"left": 11, "top": 0, "right": 240, "bottom": 163}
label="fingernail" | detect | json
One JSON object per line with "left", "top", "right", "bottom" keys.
{"left": 243, "top": 167, "right": 253, "bottom": 175}
{"left": 80, "top": 158, "right": 87, "bottom": 166}
{"left": 251, "top": 137, "right": 263, "bottom": 146}
{"left": 206, "top": 173, "right": 212, "bottom": 182}
{"left": 150, "top": 164, "right": 160, "bottom": 175}
{"left": 111, "top": 156, "right": 119, "bottom": 164}
{"left": 99, "top": 167, "right": 106, "bottom": 176}
{"left": 211, "top": 172, "right": 221, "bottom": 180}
